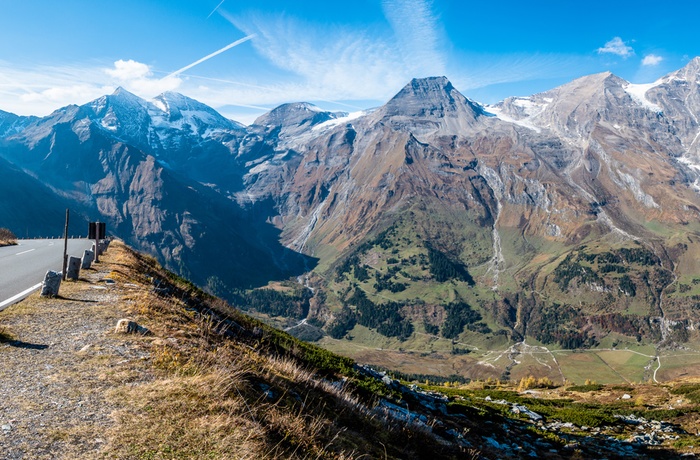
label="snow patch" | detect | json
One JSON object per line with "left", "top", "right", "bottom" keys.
{"left": 312, "top": 110, "right": 367, "bottom": 131}
{"left": 151, "top": 98, "right": 167, "bottom": 112}
{"left": 618, "top": 171, "right": 660, "bottom": 208}
{"left": 248, "top": 161, "right": 271, "bottom": 175}
{"left": 678, "top": 155, "right": 700, "bottom": 172}
{"left": 624, "top": 82, "right": 663, "bottom": 113}
{"left": 511, "top": 97, "right": 548, "bottom": 117}
{"left": 485, "top": 104, "right": 542, "bottom": 133}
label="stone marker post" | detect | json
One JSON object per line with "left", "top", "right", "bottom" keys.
{"left": 66, "top": 256, "right": 81, "bottom": 280}
{"left": 81, "top": 249, "right": 94, "bottom": 269}
{"left": 40, "top": 270, "right": 61, "bottom": 297}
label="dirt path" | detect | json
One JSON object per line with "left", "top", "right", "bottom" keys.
{"left": 0, "top": 255, "right": 153, "bottom": 459}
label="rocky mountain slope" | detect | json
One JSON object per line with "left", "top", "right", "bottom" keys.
{"left": 0, "top": 89, "right": 311, "bottom": 289}
{"left": 2, "top": 59, "right": 700, "bottom": 379}
{"left": 238, "top": 59, "right": 700, "bottom": 359}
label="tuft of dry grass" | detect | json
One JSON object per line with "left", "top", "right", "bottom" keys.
{"left": 0, "top": 326, "right": 15, "bottom": 343}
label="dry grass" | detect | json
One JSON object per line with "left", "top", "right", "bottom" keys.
{"left": 93, "top": 241, "right": 465, "bottom": 459}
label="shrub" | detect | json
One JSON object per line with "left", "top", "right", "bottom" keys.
{"left": 567, "top": 383, "right": 603, "bottom": 392}
{"left": 0, "top": 228, "right": 17, "bottom": 244}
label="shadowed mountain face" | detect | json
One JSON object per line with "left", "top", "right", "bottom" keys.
{"left": 0, "top": 89, "right": 314, "bottom": 292}
{"left": 2, "top": 59, "right": 700, "bottom": 354}
{"left": 0, "top": 156, "right": 88, "bottom": 237}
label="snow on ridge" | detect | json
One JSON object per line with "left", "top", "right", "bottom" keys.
{"left": 624, "top": 81, "right": 663, "bottom": 113}
{"left": 151, "top": 98, "right": 167, "bottom": 113}
{"left": 678, "top": 155, "right": 700, "bottom": 172}
{"left": 512, "top": 97, "right": 550, "bottom": 119}
{"left": 312, "top": 110, "right": 367, "bottom": 131}
{"left": 484, "top": 104, "right": 541, "bottom": 133}
{"left": 302, "top": 103, "right": 324, "bottom": 113}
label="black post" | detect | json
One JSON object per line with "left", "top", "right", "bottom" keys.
{"left": 62, "top": 209, "right": 69, "bottom": 281}
{"left": 94, "top": 221, "right": 100, "bottom": 263}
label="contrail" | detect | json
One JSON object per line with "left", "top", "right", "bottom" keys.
{"left": 163, "top": 34, "right": 255, "bottom": 79}
{"left": 206, "top": 0, "right": 225, "bottom": 19}
{"left": 174, "top": 74, "right": 366, "bottom": 110}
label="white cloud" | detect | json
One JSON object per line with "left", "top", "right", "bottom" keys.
{"left": 20, "top": 83, "right": 111, "bottom": 104}
{"left": 0, "top": 59, "right": 183, "bottom": 117}
{"left": 597, "top": 37, "right": 634, "bottom": 58}
{"left": 381, "top": 0, "right": 446, "bottom": 76}
{"left": 642, "top": 54, "right": 663, "bottom": 66}
{"left": 105, "top": 60, "right": 182, "bottom": 94}
{"left": 105, "top": 59, "right": 152, "bottom": 80}
{"left": 220, "top": 1, "right": 447, "bottom": 106}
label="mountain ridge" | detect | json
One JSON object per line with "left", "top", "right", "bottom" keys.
{"left": 2, "top": 59, "right": 700, "bottom": 382}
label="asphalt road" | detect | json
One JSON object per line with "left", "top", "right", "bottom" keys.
{"left": 0, "top": 238, "right": 94, "bottom": 311}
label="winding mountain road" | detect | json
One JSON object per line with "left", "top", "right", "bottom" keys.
{"left": 0, "top": 239, "right": 94, "bottom": 311}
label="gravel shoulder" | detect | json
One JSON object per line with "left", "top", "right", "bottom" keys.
{"left": 0, "top": 249, "right": 153, "bottom": 459}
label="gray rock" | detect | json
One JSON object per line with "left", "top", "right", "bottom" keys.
{"left": 66, "top": 256, "right": 81, "bottom": 280}
{"left": 40, "top": 270, "right": 61, "bottom": 297}
{"left": 114, "top": 319, "right": 150, "bottom": 335}
{"left": 81, "top": 249, "right": 94, "bottom": 269}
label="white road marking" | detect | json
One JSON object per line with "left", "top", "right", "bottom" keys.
{"left": 15, "top": 249, "right": 36, "bottom": 255}
{"left": 0, "top": 283, "right": 42, "bottom": 311}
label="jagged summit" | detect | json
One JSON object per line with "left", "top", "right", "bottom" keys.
{"left": 154, "top": 91, "right": 219, "bottom": 115}
{"left": 98, "top": 86, "right": 148, "bottom": 111}
{"left": 112, "top": 86, "right": 137, "bottom": 97}
{"left": 675, "top": 56, "right": 700, "bottom": 80}
{"left": 662, "top": 56, "right": 700, "bottom": 83}
{"left": 85, "top": 86, "right": 148, "bottom": 122}
{"left": 151, "top": 91, "right": 244, "bottom": 131}
{"left": 0, "top": 109, "right": 36, "bottom": 138}
{"left": 543, "top": 71, "right": 628, "bottom": 100}
{"left": 251, "top": 102, "right": 343, "bottom": 140}
{"left": 253, "top": 102, "right": 334, "bottom": 128}
{"left": 381, "top": 76, "right": 483, "bottom": 120}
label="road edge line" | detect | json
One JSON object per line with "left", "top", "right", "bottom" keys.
{"left": 0, "top": 283, "right": 42, "bottom": 311}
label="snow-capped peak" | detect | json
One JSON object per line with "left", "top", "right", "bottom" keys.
{"left": 148, "top": 91, "right": 243, "bottom": 134}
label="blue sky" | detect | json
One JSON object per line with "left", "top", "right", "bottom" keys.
{"left": 0, "top": 0, "right": 697, "bottom": 124}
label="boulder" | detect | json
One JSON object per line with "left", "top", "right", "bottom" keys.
{"left": 66, "top": 256, "right": 81, "bottom": 280}
{"left": 40, "top": 270, "right": 61, "bottom": 297}
{"left": 115, "top": 319, "right": 150, "bottom": 335}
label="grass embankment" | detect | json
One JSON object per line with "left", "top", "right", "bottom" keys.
{"left": 104, "top": 242, "right": 699, "bottom": 458}
{"left": 99, "top": 241, "right": 470, "bottom": 459}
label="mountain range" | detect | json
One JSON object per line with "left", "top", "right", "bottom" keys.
{"left": 2, "top": 58, "right": 700, "bottom": 378}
